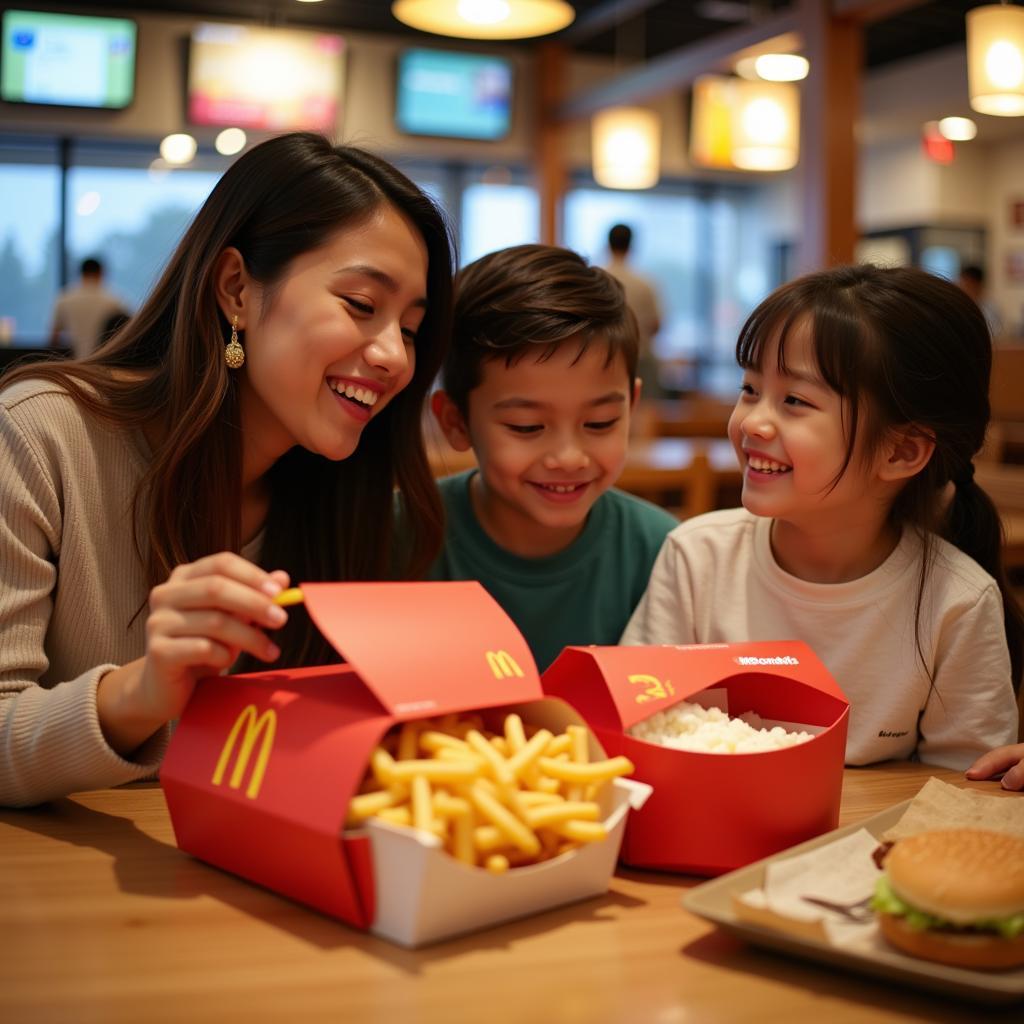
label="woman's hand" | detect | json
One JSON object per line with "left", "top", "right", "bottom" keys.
{"left": 966, "top": 743, "right": 1024, "bottom": 791}
{"left": 97, "top": 553, "right": 290, "bottom": 756}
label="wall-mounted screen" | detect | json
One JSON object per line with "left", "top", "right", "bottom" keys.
{"left": 396, "top": 48, "right": 512, "bottom": 141}
{"left": 1, "top": 9, "right": 136, "bottom": 109}
{"left": 188, "top": 22, "right": 345, "bottom": 132}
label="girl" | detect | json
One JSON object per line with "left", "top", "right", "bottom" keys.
{"left": 622, "top": 264, "right": 1022, "bottom": 771}
{"left": 0, "top": 133, "right": 454, "bottom": 807}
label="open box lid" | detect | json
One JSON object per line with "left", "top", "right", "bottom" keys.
{"left": 301, "top": 581, "right": 542, "bottom": 716}
{"left": 543, "top": 641, "right": 849, "bottom": 732}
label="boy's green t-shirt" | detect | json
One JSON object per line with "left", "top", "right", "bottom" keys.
{"left": 428, "top": 471, "right": 678, "bottom": 671}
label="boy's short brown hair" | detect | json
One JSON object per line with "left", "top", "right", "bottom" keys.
{"left": 442, "top": 244, "right": 639, "bottom": 415}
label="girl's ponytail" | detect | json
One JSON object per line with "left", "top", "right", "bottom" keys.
{"left": 948, "top": 472, "right": 1024, "bottom": 692}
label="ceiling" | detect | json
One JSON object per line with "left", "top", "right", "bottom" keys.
{"left": 47, "top": 0, "right": 977, "bottom": 70}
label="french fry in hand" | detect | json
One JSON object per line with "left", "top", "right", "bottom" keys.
{"left": 345, "top": 711, "right": 634, "bottom": 871}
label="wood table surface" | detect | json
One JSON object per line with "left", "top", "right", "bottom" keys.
{"left": 1, "top": 764, "right": 1018, "bottom": 1023}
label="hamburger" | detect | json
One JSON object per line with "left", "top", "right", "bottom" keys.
{"left": 871, "top": 828, "right": 1024, "bottom": 971}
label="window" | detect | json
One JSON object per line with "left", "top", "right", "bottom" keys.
{"left": 460, "top": 181, "right": 538, "bottom": 265}
{"left": 564, "top": 184, "right": 768, "bottom": 393}
{"left": 0, "top": 138, "right": 60, "bottom": 344}
{"left": 67, "top": 145, "right": 225, "bottom": 312}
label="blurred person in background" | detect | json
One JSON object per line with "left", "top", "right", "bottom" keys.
{"left": 957, "top": 264, "right": 1004, "bottom": 340}
{"left": 603, "top": 224, "right": 663, "bottom": 398}
{"left": 49, "top": 257, "right": 128, "bottom": 358}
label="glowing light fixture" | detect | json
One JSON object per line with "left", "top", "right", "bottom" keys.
{"left": 691, "top": 75, "right": 799, "bottom": 172}
{"left": 391, "top": 0, "right": 574, "bottom": 39}
{"left": 755, "top": 53, "right": 809, "bottom": 81}
{"left": 937, "top": 115, "right": 978, "bottom": 141}
{"left": 967, "top": 4, "right": 1024, "bottom": 115}
{"left": 732, "top": 80, "right": 799, "bottom": 171}
{"left": 160, "top": 133, "right": 197, "bottom": 165}
{"left": 592, "top": 106, "right": 660, "bottom": 189}
{"left": 215, "top": 127, "right": 247, "bottom": 155}
{"left": 735, "top": 53, "right": 808, "bottom": 82}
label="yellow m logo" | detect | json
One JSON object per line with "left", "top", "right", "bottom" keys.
{"left": 486, "top": 649, "right": 524, "bottom": 679}
{"left": 211, "top": 704, "right": 276, "bottom": 800}
{"left": 628, "top": 673, "right": 675, "bottom": 704}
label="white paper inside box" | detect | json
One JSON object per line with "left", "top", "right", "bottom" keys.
{"left": 344, "top": 698, "right": 651, "bottom": 948}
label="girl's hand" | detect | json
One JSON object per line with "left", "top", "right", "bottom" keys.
{"left": 97, "top": 553, "right": 289, "bottom": 755}
{"left": 966, "top": 743, "right": 1024, "bottom": 791}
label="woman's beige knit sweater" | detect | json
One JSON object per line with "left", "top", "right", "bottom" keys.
{"left": 1, "top": 377, "right": 171, "bottom": 806}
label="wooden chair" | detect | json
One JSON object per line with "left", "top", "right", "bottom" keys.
{"left": 991, "top": 348, "right": 1024, "bottom": 423}
{"left": 616, "top": 450, "right": 714, "bottom": 521}
{"left": 649, "top": 396, "right": 734, "bottom": 440}
{"left": 975, "top": 462, "right": 1024, "bottom": 571}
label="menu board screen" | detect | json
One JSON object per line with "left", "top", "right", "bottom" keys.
{"left": 1, "top": 9, "right": 136, "bottom": 109}
{"left": 396, "top": 48, "right": 512, "bottom": 141}
{"left": 188, "top": 22, "right": 345, "bottom": 132}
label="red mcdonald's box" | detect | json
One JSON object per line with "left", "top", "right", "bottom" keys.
{"left": 160, "top": 582, "right": 649, "bottom": 947}
{"left": 542, "top": 641, "right": 849, "bottom": 876}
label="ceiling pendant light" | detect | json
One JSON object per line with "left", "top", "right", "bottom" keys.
{"left": 732, "top": 80, "right": 799, "bottom": 171}
{"left": 967, "top": 3, "right": 1024, "bottom": 115}
{"left": 592, "top": 106, "right": 661, "bottom": 189}
{"left": 735, "top": 53, "right": 809, "bottom": 82}
{"left": 391, "top": 0, "right": 574, "bottom": 40}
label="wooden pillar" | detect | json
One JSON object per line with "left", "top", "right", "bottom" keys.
{"left": 537, "top": 42, "right": 568, "bottom": 247}
{"left": 797, "top": 0, "right": 862, "bottom": 272}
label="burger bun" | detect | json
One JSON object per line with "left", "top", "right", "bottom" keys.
{"left": 877, "top": 829, "right": 1024, "bottom": 971}
{"left": 877, "top": 911, "right": 1024, "bottom": 971}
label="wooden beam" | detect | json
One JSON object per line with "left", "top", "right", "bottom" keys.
{"left": 797, "top": 0, "right": 861, "bottom": 271}
{"left": 561, "top": 0, "right": 662, "bottom": 44}
{"left": 557, "top": 9, "right": 798, "bottom": 120}
{"left": 537, "top": 42, "right": 568, "bottom": 246}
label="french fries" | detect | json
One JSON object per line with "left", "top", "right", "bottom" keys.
{"left": 345, "top": 712, "right": 634, "bottom": 872}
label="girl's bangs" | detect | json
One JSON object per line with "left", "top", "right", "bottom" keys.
{"left": 736, "top": 283, "right": 868, "bottom": 401}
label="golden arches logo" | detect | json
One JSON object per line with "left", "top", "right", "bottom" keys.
{"left": 627, "top": 673, "right": 675, "bottom": 703}
{"left": 485, "top": 649, "right": 524, "bottom": 679}
{"left": 211, "top": 704, "right": 276, "bottom": 800}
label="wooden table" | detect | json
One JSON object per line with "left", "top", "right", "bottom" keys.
{"left": 2, "top": 764, "right": 1019, "bottom": 1023}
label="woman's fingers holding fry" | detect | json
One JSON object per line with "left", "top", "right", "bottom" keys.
{"left": 147, "top": 607, "right": 280, "bottom": 663}
{"left": 167, "top": 551, "right": 289, "bottom": 597}
{"left": 146, "top": 632, "right": 238, "bottom": 674}
{"left": 151, "top": 575, "right": 288, "bottom": 630}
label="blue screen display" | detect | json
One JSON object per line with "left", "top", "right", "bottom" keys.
{"left": 1, "top": 9, "right": 136, "bottom": 109}
{"left": 396, "top": 48, "right": 512, "bottom": 141}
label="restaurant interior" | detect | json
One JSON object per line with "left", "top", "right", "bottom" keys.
{"left": 2, "top": 2, "right": 1024, "bottom": 1020}
{"left": 4, "top": 0, "right": 1019, "bottom": 578}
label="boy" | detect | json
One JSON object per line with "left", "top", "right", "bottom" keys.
{"left": 429, "top": 244, "right": 678, "bottom": 670}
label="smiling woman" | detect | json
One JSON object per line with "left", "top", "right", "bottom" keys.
{"left": 0, "top": 133, "right": 455, "bottom": 807}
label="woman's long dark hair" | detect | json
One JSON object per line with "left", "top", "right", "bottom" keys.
{"left": 4, "top": 133, "right": 455, "bottom": 669}
{"left": 736, "top": 263, "right": 1023, "bottom": 691}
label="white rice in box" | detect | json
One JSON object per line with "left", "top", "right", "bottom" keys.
{"left": 628, "top": 699, "right": 814, "bottom": 754}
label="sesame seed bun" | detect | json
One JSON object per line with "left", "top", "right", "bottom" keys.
{"left": 885, "top": 829, "right": 1024, "bottom": 923}
{"left": 877, "top": 911, "right": 1024, "bottom": 971}
{"left": 877, "top": 829, "right": 1024, "bottom": 971}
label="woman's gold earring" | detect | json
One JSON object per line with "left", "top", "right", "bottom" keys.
{"left": 224, "top": 315, "right": 245, "bottom": 369}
